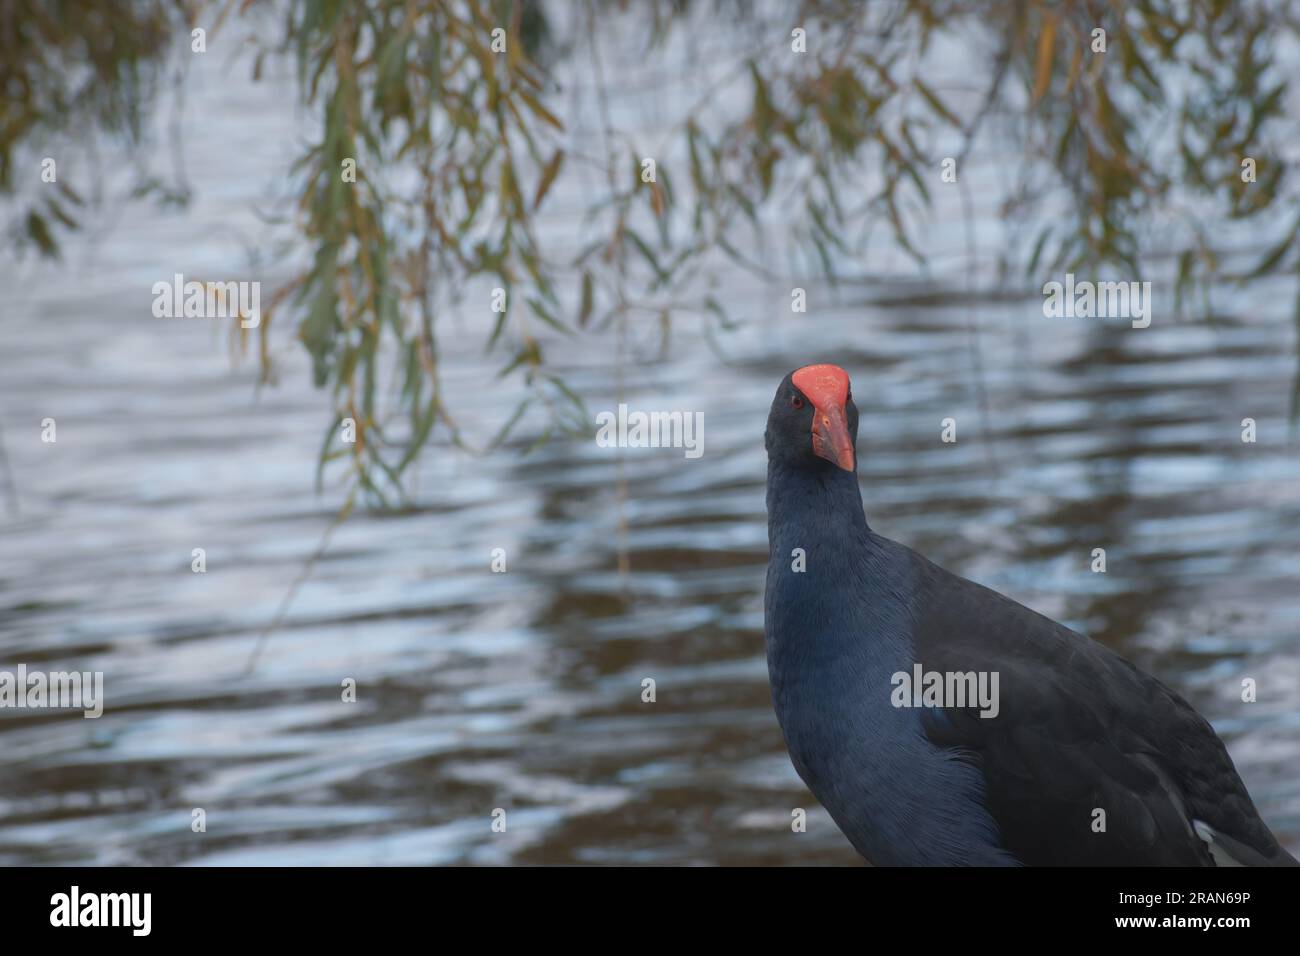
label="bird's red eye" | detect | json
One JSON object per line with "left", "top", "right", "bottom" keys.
{"left": 791, "top": 394, "right": 805, "bottom": 410}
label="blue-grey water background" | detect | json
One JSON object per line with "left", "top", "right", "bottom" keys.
{"left": 0, "top": 18, "right": 1298, "bottom": 864}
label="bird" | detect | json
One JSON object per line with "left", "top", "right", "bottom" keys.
{"left": 763, "top": 362, "right": 1298, "bottom": 866}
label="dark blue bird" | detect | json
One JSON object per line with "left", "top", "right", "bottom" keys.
{"left": 764, "top": 363, "right": 1298, "bottom": 866}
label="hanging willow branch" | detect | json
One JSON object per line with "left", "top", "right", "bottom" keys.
{"left": 4, "top": 0, "right": 1299, "bottom": 501}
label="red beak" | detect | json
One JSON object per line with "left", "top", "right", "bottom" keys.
{"left": 811, "top": 404, "right": 855, "bottom": 471}
{"left": 792, "top": 364, "right": 855, "bottom": 472}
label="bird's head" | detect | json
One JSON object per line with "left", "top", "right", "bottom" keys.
{"left": 765, "top": 364, "right": 858, "bottom": 473}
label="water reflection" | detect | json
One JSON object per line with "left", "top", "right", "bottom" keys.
{"left": 0, "top": 35, "right": 1297, "bottom": 867}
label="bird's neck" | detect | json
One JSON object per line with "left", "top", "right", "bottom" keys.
{"left": 766, "top": 460, "right": 870, "bottom": 550}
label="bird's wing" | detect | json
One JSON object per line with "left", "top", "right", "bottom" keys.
{"left": 890, "top": 537, "right": 1294, "bottom": 866}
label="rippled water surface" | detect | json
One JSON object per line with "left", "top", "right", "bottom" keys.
{"left": 1, "top": 32, "right": 1298, "bottom": 866}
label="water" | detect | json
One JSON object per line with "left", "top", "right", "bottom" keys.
{"left": 0, "top": 23, "right": 1297, "bottom": 866}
